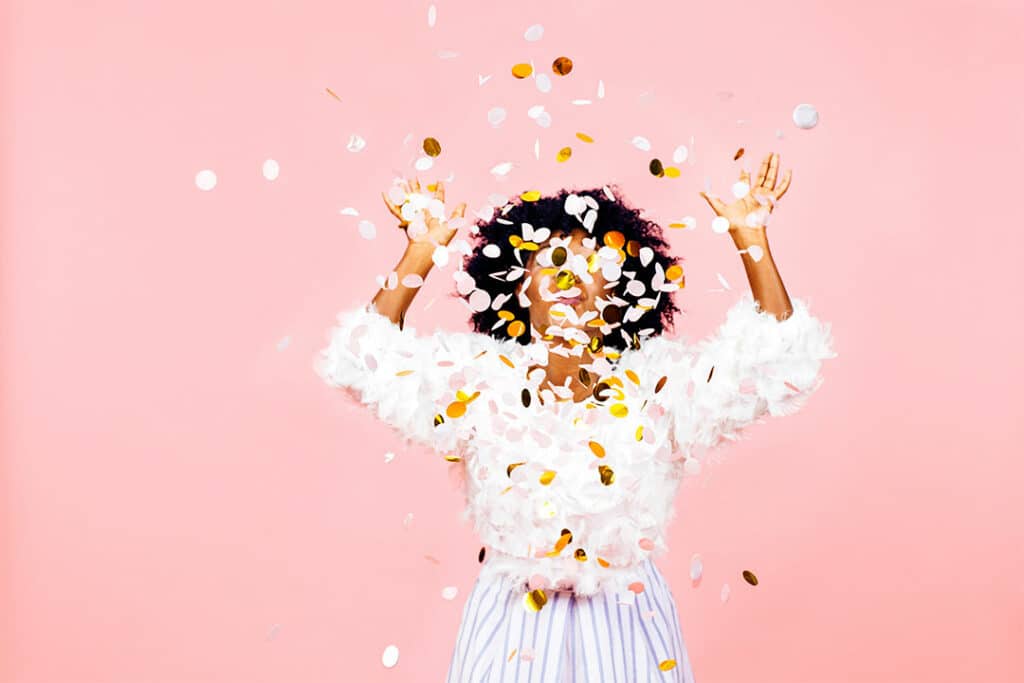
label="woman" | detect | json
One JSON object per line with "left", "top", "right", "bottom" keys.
{"left": 315, "top": 152, "right": 836, "bottom": 682}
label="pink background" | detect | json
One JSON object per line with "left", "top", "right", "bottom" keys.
{"left": 2, "top": 0, "right": 1022, "bottom": 681}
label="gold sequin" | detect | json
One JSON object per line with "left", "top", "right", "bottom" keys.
{"left": 507, "top": 462, "right": 526, "bottom": 477}
{"left": 649, "top": 158, "right": 664, "bottom": 177}
{"left": 578, "top": 368, "right": 592, "bottom": 386}
{"left": 598, "top": 465, "right": 615, "bottom": 485}
{"left": 557, "top": 147, "right": 572, "bottom": 162}
{"left": 524, "top": 589, "right": 548, "bottom": 611}
{"left": 508, "top": 320, "right": 527, "bottom": 337}
{"left": 574, "top": 548, "right": 587, "bottom": 561}
{"left": 610, "top": 403, "right": 629, "bottom": 418}
{"left": 635, "top": 425, "right": 644, "bottom": 441}
{"left": 743, "top": 570, "right": 759, "bottom": 586}
{"left": 626, "top": 240, "right": 640, "bottom": 257}
{"left": 520, "top": 190, "right": 541, "bottom": 202}
{"left": 395, "top": 369, "right": 414, "bottom": 376}
{"left": 588, "top": 335, "right": 604, "bottom": 354}
{"left": 521, "top": 388, "right": 532, "bottom": 407}
{"left": 479, "top": 546, "right": 486, "bottom": 562}
{"left": 551, "top": 246, "right": 567, "bottom": 266}
{"left": 433, "top": 413, "right": 444, "bottom": 426}
{"left": 588, "top": 441, "right": 606, "bottom": 458}
{"left": 655, "top": 376, "right": 668, "bottom": 393}
{"left": 539, "top": 470, "right": 557, "bottom": 485}
{"left": 446, "top": 401, "right": 466, "bottom": 418}
{"left": 603, "top": 231, "right": 625, "bottom": 249}
{"left": 575, "top": 132, "right": 594, "bottom": 143}
{"left": 423, "top": 137, "right": 442, "bottom": 157}
{"left": 625, "top": 369, "right": 640, "bottom": 385}
{"left": 734, "top": 147, "right": 745, "bottom": 160}
{"left": 497, "top": 310, "right": 515, "bottom": 320}
{"left": 512, "top": 63, "right": 533, "bottom": 79}
{"left": 664, "top": 166, "right": 681, "bottom": 178}
{"left": 552, "top": 56, "right": 573, "bottom": 75}
{"left": 597, "top": 557, "right": 610, "bottom": 568}
{"left": 555, "top": 270, "right": 576, "bottom": 290}
{"left": 500, "top": 355, "right": 515, "bottom": 368}
{"left": 659, "top": 660, "right": 678, "bottom": 671}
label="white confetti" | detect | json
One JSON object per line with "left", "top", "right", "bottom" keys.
{"left": 490, "top": 161, "right": 514, "bottom": 177}
{"left": 721, "top": 583, "right": 731, "bottom": 603}
{"left": 732, "top": 181, "right": 750, "bottom": 198}
{"left": 401, "top": 273, "right": 424, "bottom": 288}
{"left": 266, "top": 623, "right": 281, "bottom": 641}
{"left": 716, "top": 272, "right": 731, "bottom": 290}
{"left": 524, "top": 24, "right": 544, "bottom": 41}
{"left": 672, "top": 145, "right": 688, "bottom": 164}
{"left": 441, "top": 586, "right": 459, "bottom": 600}
{"left": 338, "top": 207, "right": 359, "bottom": 216}
{"left": 534, "top": 138, "right": 540, "bottom": 160}
{"left": 276, "top": 336, "right": 290, "bottom": 351}
{"left": 597, "top": 80, "right": 605, "bottom": 98}
{"left": 534, "top": 111, "right": 552, "bottom": 128}
{"left": 478, "top": 74, "right": 492, "bottom": 86}
{"left": 487, "top": 107, "right": 507, "bottom": 127}
{"left": 571, "top": 99, "right": 592, "bottom": 105}
{"left": 689, "top": 554, "right": 703, "bottom": 581}
{"left": 711, "top": 216, "right": 731, "bottom": 234}
{"left": 432, "top": 245, "right": 449, "bottom": 267}
{"left": 358, "top": 220, "right": 376, "bottom": 240}
{"left": 414, "top": 156, "right": 434, "bottom": 171}
{"left": 775, "top": 128, "right": 785, "bottom": 139}
{"left": 742, "top": 244, "right": 765, "bottom": 262}
{"left": 346, "top": 134, "right": 367, "bottom": 152}
{"left": 631, "top": 136, "right": 651, "bottom": 151}
{"left": 483, "top": 244, "right": 501, "bottom": 258}
{"left": 262, "top": 159, "right": 279, "bottom": 180}
{"left": 383, "top": 451, "right": 396, "bottom": 463}
{"left": 403, "top": 512, "right": 414, "bottom": 528}
{"left": 468, "top": 289, "right": 491, "bottom": 312}
{"left": 527, "top": 104, "right": 545, "bottom": 119}
{"left": 427, "top": 4, "right": 436, "bottom": 27}
{"left": 793, "top": 103, "right": 819, "bottom": 129}
{"left": 535, "top": 73, "right": 552, "bottom": 93}
{"left": 194, "top": 169, "right": 217, "bottom": 191}
{"left": 436, "top": 49, "right": 459, "bottom": 59}
{"left": 382, "top": 644, "right": 400, "bottom": 668}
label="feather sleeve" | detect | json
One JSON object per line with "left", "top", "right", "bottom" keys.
{"left": 313, "top": 304, "right": 488, "bottom": 448}
{"left": 644, "top": 292, "right": 837, "bottom": 454}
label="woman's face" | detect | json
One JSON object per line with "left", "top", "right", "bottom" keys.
{"left": 517, "top": 228, "right": 610, "bottom": 346}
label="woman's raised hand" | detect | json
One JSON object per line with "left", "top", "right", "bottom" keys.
{"left": 381, "top": 177, "right": 467, "bottom": 248}
{"left": 699, "top": 152, "right": 792, "bottom": 233}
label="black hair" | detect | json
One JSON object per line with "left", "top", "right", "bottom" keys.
{"left": 461, "top": 184, "right": 683, "bottom": 351}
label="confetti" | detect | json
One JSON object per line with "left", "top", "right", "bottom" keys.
{"left": 557, "top": 147, "right": 572, "bottom": 162}
{"left": 792, "top": 103, "right": 819, "bottom": 129}
{"left": 721, "top": 583, "right": 731, "bottom": 603}
{"left": 743, "top": 570, "right": 759, "bottom": 586}
{"left": 631, "top": 136, "right": 651, "bottom": 151}
{"left": 672, "top": 145, "right": 688, "bottom": 163}
{"left": 512, "top": 63, "right": 533, "bottom": 79}
{"left": 733, "top": 147, "right": 745, "bottom": 160}
{"left": 324, "top": 87, "right": 342, "bottom": 102}
{"left": 659, "top": 660, "right": 677, "bottom": 671}
{"left": 358, "top": 220, "right": 376, "bottom": 240}
{"left": 427, "top": 4, "right": 436, "bottom": 27}
{"left": 711, "top": 216, "right": 731, "bottom": 234}
{"left": 552, "top": 56, "right": 573, "bottom": 75}
{"left": 487, "top": 107, "right": 507, "bottom": 127}
{"left": 423, "top": 137, "right": 442, "bottom": 157}
{"left": 262, "top": 159, "right": 279, "bottom": 180}
{"left": 194, "top": 169, "right": 217, "bottom": 191}
{"left": 597, "top": 80, "right": 605, "bottom": 98}
{"left": 441, "top": 586, "right": 458, "bottom": 600}
{"left": 535, "top": 73, "right": 552, "bottom": 93}
{"left": 381, "top": 644, "right": 399, "bottom": 668}
{"left": 690, "top": 554, "right": 703, "bottom": 581}
{"left": 276, "top": 336, "right": 290, "bottom": 351}
{"left": 384, "top": 451, "right": 396, "bottom": 463}
{"left": 524, "top": 24, "right": 544, "bottom": 41}
{"left": 649, "top": 159, "right": 664, "bottom": 176}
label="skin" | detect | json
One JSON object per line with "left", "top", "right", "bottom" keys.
{"left": 371, "top": 152, "right": 795, "bottom": 401}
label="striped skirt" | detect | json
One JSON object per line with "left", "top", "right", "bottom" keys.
{"left": 445, "top": 559, "right": 696, "bottom": 682}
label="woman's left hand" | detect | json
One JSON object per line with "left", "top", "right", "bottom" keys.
{"left": 699, "top": 151, "right": 792, "bottom": 237}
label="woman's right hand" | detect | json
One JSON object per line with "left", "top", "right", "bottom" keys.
{"left": 381, "top": 177, "right": 467, "bottom": 248}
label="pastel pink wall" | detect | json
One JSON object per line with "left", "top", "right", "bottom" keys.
{"left": 2, "top": 0, "right": 1021, "bottom": 681}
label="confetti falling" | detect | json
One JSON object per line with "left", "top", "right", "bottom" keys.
{"left": 381, "top": 644, "right": 399, "bottom": 668}
{"left": 194, "top": 169, "right": 216, "bottom": 191}
{"left": 793, "top": 103, "right": 819, "bottom": 129}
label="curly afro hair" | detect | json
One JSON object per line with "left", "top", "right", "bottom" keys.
{"left": 461, "top": 184, "right": 684, "bottom": 351}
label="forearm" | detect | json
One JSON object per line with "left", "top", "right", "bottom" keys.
{"left": 730, "top": 229, "right": 793, "bottom": 321}
{"left": 371, "top": 243, "right": 436, "bottom": 328}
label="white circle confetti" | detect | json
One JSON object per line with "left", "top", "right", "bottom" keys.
{"left": 690, "top": 554, "right": 703, "bottom": 581}
{"left": 382, "top": 644, "right": 399, "bottom": 668}
{"left": 672, "top": 145, "right": 689, "bottom": 164}
{"left": 535, "top": 73, "right": 552, "bottom": 93}
{"left": 524, "top": 24, "right": 544, "bottom": 41}
{"left": 731, "top": 181, "right": 750, "bottom": 199}
{"left": 262, "top": 159, "right": 279, "bottom": 180}
{"left": 631, "top": 136, "right": 651, "bottom": 151}
{"left": 358, "top": 220, "right": 376, "bottom": 240}
{"left": 487, "top": 107, "right": 507, "bottom": 127}
{"left": 441, "top": 586, "right": 458, "bottom": 600}
{"left": 711, "top": 216, "right": 731, "bottom": 234}
{"left": 346, "top": 134, "right": 367, "bottom": 152}
{"left": 792, "top": 103, "right": 819, "bottom": 129}
{"left": 414, "top": 156, "right": 434, "bottom": 171}
{"left": 195, "top": 169, "right": 217, "bottom": 191}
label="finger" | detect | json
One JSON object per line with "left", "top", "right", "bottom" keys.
{"left": 436, "top": 180, "right": 446, "bottom": 203}
{"left": 450, "top": 201, "right": 467, "bottom": 219}
{"left": 739, "top": 167, "right": 751, "bottom": 186}
{"left": 765, "top": 153, "right": 779, "bottom": 190}
{"left": 774, "top": 169, "right": 792, "bottom": 200}
{"left": 699, "top": 191, "right": 727, "bottom": 214}
{"left": 756, "top": 154, "right": 770, "bottom": 187}
{"left": 381, "top": 192, "right": 401, "bottom": 219}
{"left": 412, "top": 177, "right": 421, "bottom": 192}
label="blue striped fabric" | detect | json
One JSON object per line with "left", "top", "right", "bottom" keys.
{"left": 446, "top": 560, "right": 696, "bottom": 682}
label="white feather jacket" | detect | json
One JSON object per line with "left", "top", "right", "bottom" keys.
{"left": 314, "top": 293, "right": 836, "bottom": 596}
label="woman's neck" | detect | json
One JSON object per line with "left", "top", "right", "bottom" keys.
{"left": 539, "top": 344, "right": 594, "bottom": 402}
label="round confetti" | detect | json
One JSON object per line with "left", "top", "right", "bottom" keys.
{"left": 732, "top": 181, "right": 750, "bottom": 198}
{"left": 524, "top": 24, "right": 544, "bottom": 41}
{"left": 512, "top": 63, "right": 533, "bottom": 79}
{"left": 381, "top": 644, "right": 399, "bottom": 668}
{"left": 793, "top": 103, "right": 819, "bottom": 129}
{"left": 441, "top": 586, "right": 458, "bottom": 600}
{"left": 743, "top": 570, "right": 759, "bottom": 586}
{"left": 414, "top": 156, "right": 434, "bottom": 171}
{"left": 535, "top": 73, "right": 552, "bottom": 93}
{"left": 423, "top": 137, "right": 442, "bottom": 157}
{"left": 358, "top": 219, "right": 376, "bottom": 240}
{"left": 508, "top": 320, "right": 526, "bottom": 337}
{"left": 672, "top": 145, "right": 689, "bottom": 163}
{"left": 575, "top": 132, "right": 594, "bottom": 143}
{"left": 557, "top": 147, "right": 572, "bottom": 162}
{"left": 487, "top": 107, "right": 507, "bottom": 127}
{"left": 711, "top": 216, "right": 731, "bottom": 234}
{"left": 483, "top": 244, "right": 501, "bottom": 258}
{"left": 524, "top": 589, "right": 548, "bottom": 612}
{"left": 427, "top": 4, "right": 436, "bottom": 27}
{"left": 262, "top": 159, "right": 279, "bottom": 180}
{"left": 631, "top": 136, "right": 651, "bottom": 151}
{"left": 721, "top": 583, "right": 731, "bottom": 603}
{"left": 689, "top": 554, "right": 703, "bottom": 581}
{"left": 552, "top": 56, "right": 573, "bottom": 75}
{"left": 346, "top": 134, "right": 366, "bottom": 152}
{"left": 659, "top": 660, "right": 677, "bottom": 672}
{"left": 649, "top": 159, "right": 664, "bottom": 177}
{"left": 195, "top": 169, "right": 217, "bottom": 191}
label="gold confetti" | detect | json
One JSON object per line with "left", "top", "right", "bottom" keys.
{"left": 588, "top": 335, "right": 604, "bottom": 354}
{"left": 707, "top": 366, "right": 715, "bottom": 382}
{"left": 649, "top": 158, "right": 665, "bottom": 177}
{"left": 553, "top": 529, "right": 572, "bottom": 552}
{"left": 666, "top": 264, "right": 684, "bottom": 281}
{"left": 574, "top": 548, "right": 587, "bottom": 561}
{"left": 508, "top": 649, "right": 517, "bottom": 662}
{"left": 575, "top": 132, "right": 594, "bottom": 143}
{"left": 592, "top": 381, "right": 611, "bottom": 402}
{"left": 479, "top": 546, "right": 486, "bottom": 562}
{"left": 325, "top": 87, "right": 342, "bottom": 102}
{"left": 524, "top": 589, "right": 548, "bottom": 612}
{"left": 610, "top": 403, "right": 629, "bottom": 418}
{"left": 597, "top": 557, "right": 610, "bottom": 568}
{"left": 626, "top": 240, "right": 640, "bottom": 257}
{"left": 443, "top": 454, "right": 461, "bottom": 462}
{"left": 655, "top": 376, "right": 668, "bottom": 393}
{"left": 446, "top": 401, "right": 467, "bottom": 418}
{"left": 512, "top": 63, "right": 533, "bottom": 79}
{"left": 603, "top": 230, "right": 625, "bottom": 249}
{"left": 578, "top": 368, "right": 591, "bottom": 386}
{"left": 520, "top": 190, "right": 541, "bottom": 202}
{"left": 555, "top": 270, "right": 576, "bottom": 290}
{"left": 521, "top": 388, "right": 532, "bottom": 407}
{"left": 423, "top": 137, "right": 442, "bottom": 157}
{"left": 664, "top": 166, "right": 681, "bottom": 178}
{"left": 499, "top": 355, "right": 516, "bottom": 368}
{"left": 433, "top": 413, "right": 445, "bottom": 426}
{"left": 635, "top": 425, "right": 644, "bottom": 441}
{"left": 508, "top": 320, "right": 527, "bottom": 337}
{"left": 395, "top": 369, "right": 414, "bottom": 376}
{"left": 625, "top": 369, "right": 640, "bottom": 385}
{"left": 598, "top": 465, "right": 615, "bottom": 485}
{"left": 507, "top": 462, "right": 526, "bottom": 477}
{"left": 588, "top": 441, "right": 606, "bottom": 458}
{"left": 552, "top": 56, "right": 573, "bottom": 75}
{"left": 456, "top": 390, "right": 480, "bottom": 403}
{"left": 539, "top": 470, "right": 557, "bottom": 485}
{"left": 659, "top": 659, "right": 678, "bottom": 671}
{"left": 497, "top": 310, "right": 515, "bottom": 320}
{"left": 551, "top": 246, "right": 567, "bottom": 266}
{"left": 557, "top": 147, "right": 572, "bottom": 162}
{"left": 743, "top": 570, "right": 759, "bottom": 586}
{"left": 734, "top": 147, "right": 745, "bottom": 160}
